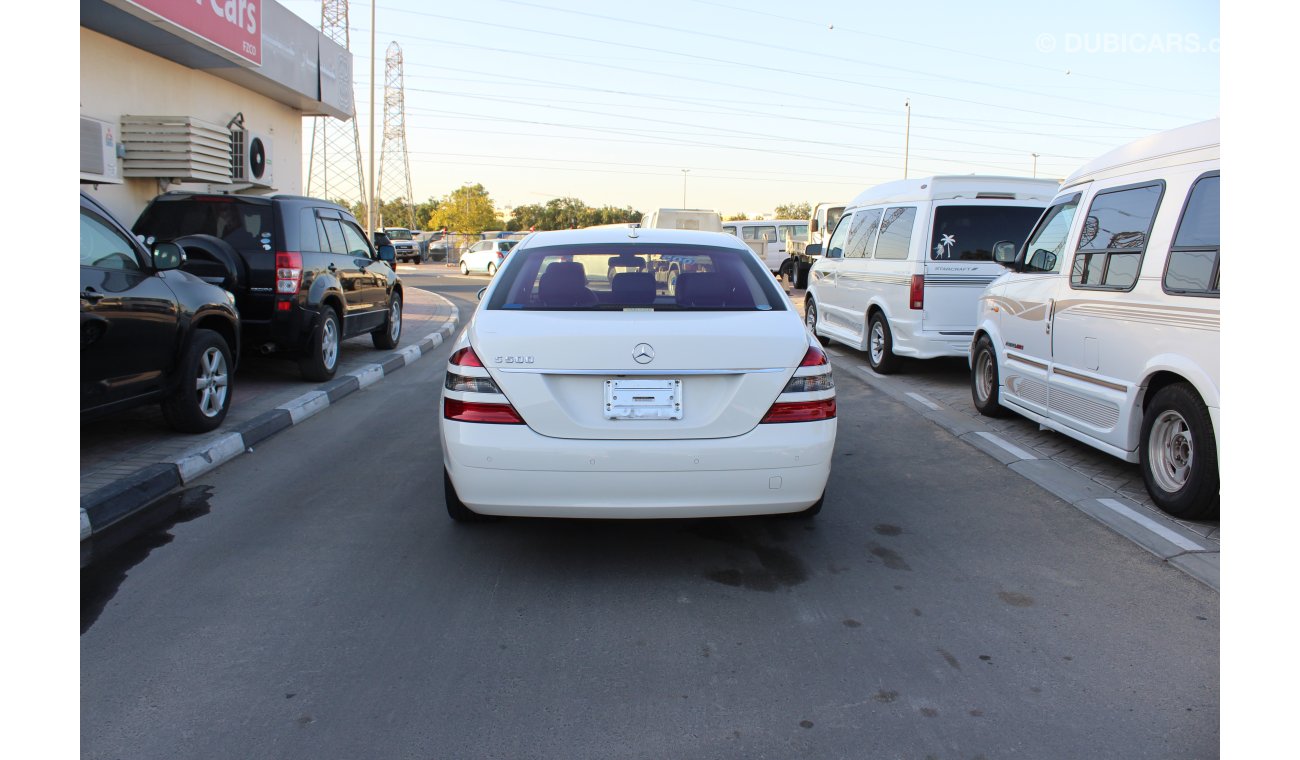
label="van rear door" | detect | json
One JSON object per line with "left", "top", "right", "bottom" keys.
{"left": 923, "top": 204, "right": 1045, "bottom": 333}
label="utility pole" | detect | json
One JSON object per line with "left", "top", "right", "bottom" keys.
{"left": 1032, "top": 153, "right": 1040, "bottom": 178}
{"left": 903, "top": 99, "right": 911, "bottom": 179}
{"left": 681, "top": 168, "right": 690, "bottom": 207}
{"left": 367, "top": 0, "right": 376, "bottom": 234}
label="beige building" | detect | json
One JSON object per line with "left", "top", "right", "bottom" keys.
{"left": 80, "top": 0, "right": 353, "bottom": 224}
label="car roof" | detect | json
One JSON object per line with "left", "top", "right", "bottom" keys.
{"left": 1062, "top": 118, "right": 1219, "bottom": 189}
{"left": 518, "top": 227, "right": 748, "bottom": 250}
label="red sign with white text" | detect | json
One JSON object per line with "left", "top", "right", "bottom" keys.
{"left": 126, "top": 0, "right": 262, "bottom": 66}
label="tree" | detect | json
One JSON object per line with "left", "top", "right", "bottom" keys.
{"left": 725, "top": 213, "right": 749, "bottom": 221}
{"left": 774, "top": 201, "right": 812, "bottom": 220}
{"left": 426, "top": 184, "right": 499, "bottom": 234}
{"left": 506, "top": 198, "right": 641, "bottom": 231}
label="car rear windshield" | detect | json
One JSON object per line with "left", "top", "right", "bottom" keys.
{"left": 929, "top": 205, "right": 1044, "bottom": 261}
{"left": 134, "top": 199, "right": 274, "bottom": 249}
{"left": 486, "top": 243, "right": 788, "bottom": 311}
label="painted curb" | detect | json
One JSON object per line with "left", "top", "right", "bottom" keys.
{"left": 80, "top": 305, "right": 459, "bottom": 565}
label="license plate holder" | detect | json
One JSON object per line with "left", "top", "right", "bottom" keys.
{"left": 604, "top": 379, "right": 682, "bottom": 420}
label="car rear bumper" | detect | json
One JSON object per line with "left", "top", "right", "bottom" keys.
{"left": 442, "top": 419, "right": 835, "bottom": 518}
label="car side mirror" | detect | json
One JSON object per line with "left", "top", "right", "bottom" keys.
{"left": 992, "top": 240, "right": 1018, "bottom": 267}
{"left": 805, "top": 243, "right": 823, "bottom": 257}
{"left": 152, "top": 242, "right": 184, "bottom": 271}
{"left": 377, "top": 244, "right": 396, "bottom": 264}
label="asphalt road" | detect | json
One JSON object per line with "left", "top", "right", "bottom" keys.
{"left": 81, "top": 274, "right": 1219, "bottom": 759}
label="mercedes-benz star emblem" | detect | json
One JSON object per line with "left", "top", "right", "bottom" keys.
{"left": 633, "top": 343, "right": 655, "bottom": 364}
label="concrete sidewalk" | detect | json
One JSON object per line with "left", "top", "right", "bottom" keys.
{"left": 80, "top": 287, "right": 460, "bottom": 564}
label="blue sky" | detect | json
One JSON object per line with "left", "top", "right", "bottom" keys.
{"left": 284, "top": 0, "right": 1218, "bottom": 216}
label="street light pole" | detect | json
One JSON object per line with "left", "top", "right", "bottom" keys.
{"left": 367, "top": 0, "right": 376, "bottom": 235}
{"left": 1032, "top": 153, "right": 1040, "bottom": 178}
{"left": 903, "top": 99, "right": 911, "bottom": 180}
{"left": 681, "top": 168, "right": 690, "bottom": 207}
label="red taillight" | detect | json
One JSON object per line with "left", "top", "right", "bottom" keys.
{"left": 761, "top": 398, "right": 837, "bottom": 424}
{"left": 800, "top": 345, "right": 828, "bottom": 367}
{"left": 444, "top": 398, "right": 525, "bottom": 424}
{"left": 909, "top": 274, "right": 924, "bottom": 310}
{"left": 276, "top": 252, "right": 303, "bottom": 295}
{"left": 449, "top": 347, "right": 484, "bottom": 367}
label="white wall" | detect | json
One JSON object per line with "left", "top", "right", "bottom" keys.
{"left": 80, "top": 28, "right": 305, "bottom": 225}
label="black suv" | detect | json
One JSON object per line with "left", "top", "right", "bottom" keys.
{"left": 134, "top": 193, "right": 403, "bottom": 381}
{"left": 81, "top": 192, "right": 240, "bottom": 432}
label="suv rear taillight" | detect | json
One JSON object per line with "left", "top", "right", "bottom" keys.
{"left": 276, "top": 252, "right": 303, "bottom": 295}
{"left": 909, "top": 274, "right": 924, "bottom": 310}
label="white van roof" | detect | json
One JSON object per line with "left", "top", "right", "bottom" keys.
{"left": 847, "top": 176, "right": 1059, "bottom": 208}
{"left": 1063, "top": 118, "right": 1219, "bottom": 189}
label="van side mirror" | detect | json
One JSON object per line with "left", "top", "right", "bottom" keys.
{"left": 1027, "top": 249, "right": 1057, "bottom": 273}
{"left": 992, "top": 240, "right": 1018, "bottom": 266}
{"left": 152, "top": 242, "right": 184, "bottom": 271}
{"left": 377, "top": 244, "right": 396, "bottom": 264}
{"left": 805, "top": 243, "right": 823, "bottom": 257}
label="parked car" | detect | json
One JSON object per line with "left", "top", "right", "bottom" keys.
{"left": 81, "top": 192, "right": 240, "bottom": 432}
{"left": 804, "top": 176, "right": 1056, "bottom": 373}
{"left": 383, "top": 227, "right": 422, "bottom": 263}
{"left": 439, "top": 227, "right": 836, "bottom": 521}
{"left": 971, "top": 119, "right": 1220, "bottom": 520}
{"left": 459, "top": 239, "right": 518, "bottom": 276}
{"left": 133, "top": 193, "right": 403, "bottom": 381}
{"left": 722, "top": 219, "right": 808, "bottom": 275}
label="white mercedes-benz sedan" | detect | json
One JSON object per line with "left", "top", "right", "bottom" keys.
{"left": 439, "top": 227, "right": 837, "bottom": 521}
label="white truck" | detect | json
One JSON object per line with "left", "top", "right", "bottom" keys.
{"left": 787, "top": 202, "right": 846, "bottom": 288}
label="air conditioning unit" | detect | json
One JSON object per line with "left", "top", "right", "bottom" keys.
{"left": 232, "top": 130, "right": 274, "bottom": 188}
{"left": 80, "top": 116, "right": 122, "bottom": 185}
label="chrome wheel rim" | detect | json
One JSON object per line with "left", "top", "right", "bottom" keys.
{"left": 1149, "top": 410, "right": 1193, "bottom": 493}
{"left": 870, "top": 322, "right": 885, "bottom": 364}
{"left": 195, "top": 347, "right": 229, "bottom": 418}
{"left": 389, "top": 298, "right": 402, "bottom": 341}
{"left": 805, "top": 304, "right": 817, "bottom": 333}
{"left": 322, "top": 317, "right": 338, "bottom": 370}
{"left": 975, "top": 349, "right": 995, "bottom": 404}
{"left": 460, "top": 262, "right": 469, "bottom": 275}
{"left": 488, "top": 263, "right": 496, "bottom": 275}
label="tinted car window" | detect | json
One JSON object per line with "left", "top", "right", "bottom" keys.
{"left": 82, "top": 210, "right": 142, "bottom": 271}
{"left": 1072, "top": 182, "right": 1163, "bottom": 290}
{"left": 339, "top": 221, "right": 373, "bottom": 257}
{"left": 318, "top": 218, "right": 350, "bottom": 255}
{"left": 487, "top": 244, "right": 787, "bottom": 311}
{"left": 134, "top": 199, "right": 272, "bottom": 250}
{"left": 930, "top": 205, "right": 1044, "bottom": 261}
{"left": 873, "top": 207, "right": 917, "bottom": 260}
{"left": 1021, "top": 194, "right": 1080, "bottom": 273}
{"left": 843, "top": 208, "right": 882, "bottom": 259}
{"left": 1165, "top": 174, "right": 1220, "bottom": 295}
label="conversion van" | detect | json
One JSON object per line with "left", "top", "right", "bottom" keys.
{"left": 970, "top": 119, "right": 1219, "bottom": 520}
{"left": 722, "top": 219, "right": 809, "bottom": 274}
{"left": 804, "top": 176, "right": 1056, "bottom": 373}
{"left": 641, "top": 208, "right": 723, "bottom": 232}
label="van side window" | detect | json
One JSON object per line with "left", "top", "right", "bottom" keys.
{"left": 873, "top": 207, "right": 917, "bottom": 260}
{"left": 1163, "top": 173, "right": 1220, "bottom": 296}
{"left": 843, "top": 208, "right": 882, "bottom": 259}
{"left": 1021, "top": 194, "right": 1080, "bottom": 273}
{"left": 1070, "top": 181, "right": 1164, "bottom": 291}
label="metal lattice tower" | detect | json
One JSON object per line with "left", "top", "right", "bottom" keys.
{"left": 376, "top": 42, "right": 416, "bottom": 230}
{"left": 307, "top": 0, "right": 367, "bottom": 219}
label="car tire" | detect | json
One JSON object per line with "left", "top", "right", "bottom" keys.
{"left": 298, "top": 307, "right": 340, "bottom": 381}
{"left": 371, "top": 291, "right": 403, "bottom": 349}
{"left": 804, "top": 298, "right": 830, "bottom": 346}
{"left": 866, "top": 312, "right": 902, "bottom": 374}
{"left": 444, "top": 468, "right": 485, "bottom": 522}
{"left": 794, "top": 263, "right": 810, "bottom": 290}
{"left": 1139, "top": 383, "right": 1219, "bottom": 520}
{"left": 160, "top": 329, "right": 233, "bottom": 433}
{"left": 487, "top": 262, "right": 497, "bottom": 276}
{"left": 779, "top": 261, "right": 793, "bottom": 284}
{"left": 970, "top": 335, "right": 1008, "bottom": 417}
{"left": 460, "top": 261, "right": 470, "bottom": 275}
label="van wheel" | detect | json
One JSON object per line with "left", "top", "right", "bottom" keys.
{"left": 971, "top": 335, "right": 1007, "bottom": 417}
{"left": 1140, "top": 384, "right": 1219, "bottom": 520}
{"left": 444, "top": 468, "right": 485, "bottom": 523}
{"left": 779, "top": 261, "right": 794, "bottom": 284}
{"left": 299, "top": 307, "right": 340, "bottom": 381}
{"left": 867, "top": 312, "right": 901, "bottom": 374}
{"left": 804, "top": 298, "right": 830, "bottom": 346}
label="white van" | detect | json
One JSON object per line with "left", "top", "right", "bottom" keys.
{"left": 970, "top": 119, "right": 1219, "bottom": 520}
{"left": 722, "top": 219, "right": 809, "bottom": 274}
{"left": 641, "top": 208, "right": 723, "bottom": 232}
{"left": 804, "top": 176, "right": 1056, "bottom": 373}
{"left": 789, "top": 202, "right": 846, "bottom": 287}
